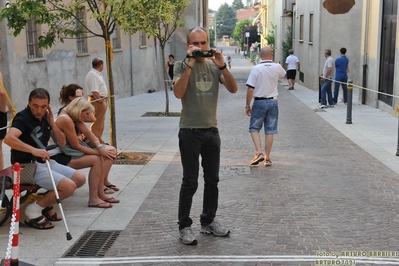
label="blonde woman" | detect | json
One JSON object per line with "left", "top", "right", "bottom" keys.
{"left": 50, "top": 97, "right": 119, "bottom": 208}
{"left": 58, "top": 84, "right": 119, "bottom": 193}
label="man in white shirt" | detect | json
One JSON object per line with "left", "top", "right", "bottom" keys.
{"left": 284, "top": 49, "right": 300, "bottom": 90}
{"left": 245, "top": 46, "right": 286, "bottom": 167}
{"left": 319, "top": 49, "right": 335, "bottom": 109}
{"left": 85, "top": 58, "right": 108, "bottom": 144}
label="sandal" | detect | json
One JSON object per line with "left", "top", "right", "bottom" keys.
{"left": 88, "top": 202, "right": 112, "bottom": 208}
{"left": 42, "top": 206, "right": 62, "bottom": 221}
{"left": 24, "top": 215, "right": 54, "bottom": 230}
{"left": 104, "top": 197, "right": 120, "bottom": 204}
{"left": 105, "top": 184, "right": 119, "bottom": 191}
{"left": 104, "top": 187, "right": 114, "bottom": 194}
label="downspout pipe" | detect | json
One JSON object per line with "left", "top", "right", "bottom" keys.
{"left": 362, "top": 0, "right": 370, "bottom": 105}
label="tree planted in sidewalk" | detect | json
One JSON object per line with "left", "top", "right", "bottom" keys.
{"left": 0, "top": 0, "right": 132, "bottom": 148}
{"left": 232, "top": 19, "right": 251, "bottom": 51}
{"left": 115, "top": 0, "right": 189, "bottom": 116}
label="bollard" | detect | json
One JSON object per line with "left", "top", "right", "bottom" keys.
{"left": 2, "top": 163, "right": 35, "bottom": 266}
{"left": 346, "top": 79, "right": 353, "bottom": 124}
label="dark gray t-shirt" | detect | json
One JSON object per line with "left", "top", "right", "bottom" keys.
{"left": 174, "top": 59, "right": 222, "bottom": 128}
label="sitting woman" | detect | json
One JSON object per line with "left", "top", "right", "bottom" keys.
{"left": 50, "top": 97, "right": 119, "bottom": 208}
{"left": 58, "top": 84, "right": 119, "bottom": 194}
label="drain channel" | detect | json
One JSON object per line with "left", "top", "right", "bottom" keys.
{"left": 62, "top": 230, "right": 120, "bottom": 258}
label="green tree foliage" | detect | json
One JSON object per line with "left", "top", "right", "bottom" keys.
{"left": 209, "top": 28, "right": 215, "bottom": 48}
{"left": 232, "top": 0, "right": 244, "bottom": 10}
{"left": 0, "top": 0, "right": 122, "bottom": 147}
{"left": 114, "top": 0, "right": 190, "bottom": 116}
{"left": 216, "top": 3, "right": 237, "bottom": 39}
{"left": 232, "top": 19, "right": 251, "bottom": 49}
{"left": 282, "top": 25, "right": 293, "bottom": 62}
{"left": 264, "top": 22, "right": 276, "bottom": 53}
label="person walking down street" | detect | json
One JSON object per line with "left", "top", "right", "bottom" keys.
{"left": 246, "top": 46, "right": 286, "bottom": 167}
{"left": 333, "top": 47, "right": 349, "bottom": 104}
{"left": 227, "top": 54, "right": 232, "bottom": 69}
{"left": 0, "top": 49, "right": 9, "bottom": 170}
{"left": 284, "top": 49, "right": 300, "bottom": 90}
{"left": 4, "top": 88, "right": 86, "bottom": 229}
{"left": 319, "top": 49, "right": 335, "bottom": 109}
{"left": 165, "top": 54, "right": 175, "bottom": 91}
{"left": 85, "top": 58, "right": 108, "bottom": 144}
{"left": 173, "top": 27, "right": 238, "bottom": 245}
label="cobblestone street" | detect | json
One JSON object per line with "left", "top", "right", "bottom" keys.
{"left": 103, "top": 49, "right": 399, "bottom": 265}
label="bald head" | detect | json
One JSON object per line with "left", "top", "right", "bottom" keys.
{"left": 259, "top": 46, "right": 273, "bottom": 60}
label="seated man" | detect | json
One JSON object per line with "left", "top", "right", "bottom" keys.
{"left": 4, "top": 88, "right": 85, "bottom": 230}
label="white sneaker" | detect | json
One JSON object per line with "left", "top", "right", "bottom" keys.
{"left": 200, "top": 220, "right": 230, "bottom": 236}
{"left": 179, "top": 227, "right": 197, "bottom": 245}
{"left": 318, "top": 104, "right": 327, "bottom": 109}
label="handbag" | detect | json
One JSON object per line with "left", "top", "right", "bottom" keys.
{"left": 60, "top": 139, "right": 92, "bottom": 159}
{"left": 15, "top": 163, "right": 37, "bottom": 185}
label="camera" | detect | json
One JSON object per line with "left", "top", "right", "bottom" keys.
{"left": 192, "top": 50, "right": 213, "bottom": 58}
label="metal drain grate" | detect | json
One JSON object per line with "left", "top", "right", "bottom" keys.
{"left": 62, "top": 230, "right": 120, "bottom": 258}
{"left": 114, "top": 152, "right": 155, "bottom": 165}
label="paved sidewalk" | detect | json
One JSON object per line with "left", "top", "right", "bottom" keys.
{"left": 1, "top": 50, "right": 399, "bottom": 266}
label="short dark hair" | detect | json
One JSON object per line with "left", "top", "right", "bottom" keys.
{"left": 92, "top": 58, "right": 103, "bottom": 68}
{"left": 169, "top": 54, "right": 174, "bottom": 59}
{"left": 289, "top": 49, "right": 294, "bottom": 54}
{"left": 340, "top": 47, "right": 347, "bottom": 54}
{"left": 186, "top": 27, "right": 207, "bottom": 43}
{"left": 29, "top": 88, "right": 50, "bottom": 102}
{"left": 324, "top": 49, "right": 332, "bottom": 56}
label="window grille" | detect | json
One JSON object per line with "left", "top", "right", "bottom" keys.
{"left": 26, "top": 19, "right": 42, "bottom": 59}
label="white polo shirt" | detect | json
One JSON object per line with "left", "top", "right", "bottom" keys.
{"left": 85, "top": 68, "right": 108, "bottom": 97}
{"left": 246, "top": 60, "right": 286, "bottom": 98}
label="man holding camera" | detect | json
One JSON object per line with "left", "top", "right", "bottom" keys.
{"left": 173, "top": 27, "right": 238, "bottom": 245}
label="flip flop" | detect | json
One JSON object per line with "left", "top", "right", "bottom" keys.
{"left": 104, "top": 187, "right": 114, "bottom": 194}
{"left": 24, "top": 215, "right": 54, "bottom": 230}
{"left": 104, "top": 197, "right": 120, "bottom": 204}
{"left": 88, "top": 202, "right": 113, "bottom": 208}
{"left": 105, "top": 184, "right": 120, "bottom": 191}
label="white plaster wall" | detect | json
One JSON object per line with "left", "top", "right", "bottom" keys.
{"left": 293, "top": 0, "right": 363, "bottom": 96}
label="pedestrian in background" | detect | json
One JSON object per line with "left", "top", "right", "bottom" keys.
{"left": 173, "top": 26, "right": 238, "bottom": 245}
{"left": 245, "top": 46, "right": 286, "bottom": 167}
{"left": 0, "top": 49, "right": 9, "bottom": 170}
{"left": 319, "top": 49, "right": 335, "bottom": 109}
{"left": 333, "top": 47, "right": 349, "bottom": 104}
{"left": 85, "top": 58, "right": 108, "bottom": 144}
{"left": 284, "top": 49, "right": 300, "bottom": 90}
{"left": 165, "top": 54, "right": 175, "bottom": 91}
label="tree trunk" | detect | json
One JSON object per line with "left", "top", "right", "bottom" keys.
{"left": 105, "top": 38, "right": 118, "bottom": 149}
